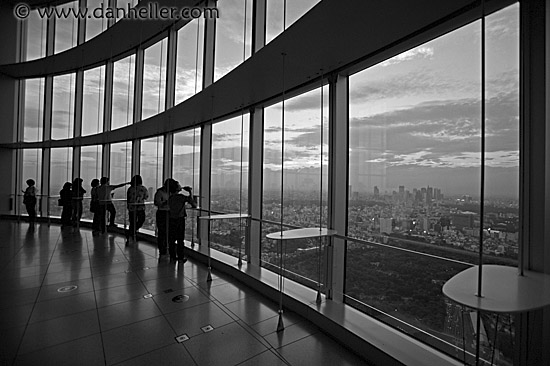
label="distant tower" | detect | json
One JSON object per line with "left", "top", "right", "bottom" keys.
{"left": 399, "top": 185, "right": 405, "bottom": 201}
{"left": 374, "top": 186, "right": 379, "bottom": 197}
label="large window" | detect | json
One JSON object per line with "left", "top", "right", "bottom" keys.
{"left": 112, "top": 55, "right": 135, "bottom": 130}
{"left": 140, "top": 136, "right": 164, "bottom": 231}
{"left": 20, "top": 149, "right": 42, "bottom": 213}
{"left": 142, "top": 38, "right": 167, "bottom": 120}
{"left": 266, "top": 0, "right": 320, "bottom": 44}
{"left": 50, "top": 148, "right": 73, "bottom": 217}
{"left": 51, "top": 74, "right": 75, "bottom": 140}
{"left": 175, "top": 19, "right": 204, "bottom": 105}
{"left": 214, "top": 0, "right": 252, "bottom": 81}
{"left": 110, "top": 142, "right": 132, "bottom": 226}
{"left": 24, "top": 10, "right": 47, "bottom": 61}
{"left": 54, "top": 1, "right": 78, "bottom": 54}
{"left": 85, "top": 0, "right": 109, "bottom": 41}
{"left": 262, "top": 86, "right": 328, "bottom": 287}
{"left": 22, "top": 78, "right": 44, "bottom": 142}
{"left": 346, "top": 4, "right": 519, "bottom": 364}
{"left": 80, "top": 145, "right": 103, "bottom": 221}
{"left": 209, "top": 115, "right": 250, "bottom": 258}
{"left": 82, "top": 66, "right": 105, "bottom": 136}
{"left": 173, "top": 128, "right": 201, "bottom": 242}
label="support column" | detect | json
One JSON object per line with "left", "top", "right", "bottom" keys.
{"left": 517, "top": 1, "right": 550, "bottom": 365}
{"left": 252, "top": 0, "right": 266, "bottom": 53}
{"left": 248, "top": 107, "right": 264, "bottom": 265}
{"left": 327, "top": 74, "right": 348, "bottom": 302}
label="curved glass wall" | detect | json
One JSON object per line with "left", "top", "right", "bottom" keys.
{"left": 51, "top": 73, "right": 76, "bottom": 140}
{"left": 210, "top": 115, "right": 250, "bottom": 258}
{"left": 139, "top": 136, "right": 164, "bottom": 231}
{"left": 214, "top": 0, "right": 252, "bottom": 82}
{"left": 10, "top": 2, "right": 523, "bottom": 364}
{"left": 24, "top": 10, "right": 47, "bottom": 61}
{"left": 262, "top": 86, "right": 329, "bottom": 287}
{"left": 266, "top": 0, "right": 320, "bottom": 45}
{"left": 175, "top": 19, "right": 204, "bottom": 105}
{"left": 54, "top": 1, "right": 79, "bottom": 54}
{"left": 142, "top": 38, "right": 167, "bottom": 120}
{"left": 112, "top": 55, "right": 135, "bottom": 130}
{"left": 22, "top": 78, "right": 44, "bottom": 143}
{"left": 82, "top": 66, "right": 106, "bottom": 136}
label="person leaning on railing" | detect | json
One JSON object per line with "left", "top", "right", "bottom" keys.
{"left": 71, "top": 178, "right": 86, "bottom": 227}
{"left": 97, "top": 177, "right": 130, "bottom": 233}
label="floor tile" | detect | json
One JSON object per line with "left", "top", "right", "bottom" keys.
{"left": 97, "top": 297, "right": 163, "bottom": 331}
{"left": 102, "top": 315, "right": 176, "bottom": 365}
{"left": 151, "top": 286, "right": 211, "bottom": 315}
{"left": 18, "top": 309, "right": 100, "bottom": 355}
{"left": 112, "top": 343, "right": 196, "bottom": 366}
{"left": 29, "top": 291, "right": 97, "bottom": 323}
{"left": 141, "top": 274, "right": 193, "bottom": 295}
{"left": 0, "top": 287, "right": 40, "bottom": 309}
{"left": 236, "top": 349, "right": 291, "bottom": 366}
{"left": 36, "top": 277, "right": 95, "bottom": 302}
{"left": 224, "top": 295, "right": 280, "bottom": 326}
{"left": 95, "top": 282, "right": 148, "bottom": 308}
{"left": 164, "top": 301, "right": 235, "bottom": 337}
{"left": 0, "top": 326, "right": 26, "bottom": 365}
{"left": 184, "top": 322, "right": 268, "bottom": 366}
{"left": 14, "top": 333, "right": 105, "bottom": 366}
{"left": 92, "top": 271, "right": 141, "bottom": 291}
{"left": 277, "top": 332, "right": 370, "bottom": 366}
{"left": 202, "top": 281, "right": 254, "bottom": 304}
{"left": 263, "top": 321, "right": 319, "bottom": 349}
{"left": 0, "top": 303, "right": 35, "bottom": 329}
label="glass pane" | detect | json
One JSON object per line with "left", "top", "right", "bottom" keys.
{"left": 50, "top": 148, "right": 73, "bottom": 217}
{"left": 266, "top": 0, "right": 319, "bottom": 44}
{"left": 262, "top": 86, "right": 328, "bottom": 288}
{"left": 209, "top": 114, "right": 250, "bottom": 259}
{"left": 484, "top": 4, "right": 519, "bottom": 263}
{"left": 54, "top": 1, "right": 78, "bottom": 54}
{"left": 142, "top": 38, "right": 167, "bottom": 120}
{"left": 82, "top": 66, "right": 105, "bottom": 136}
{"left": 173, "top": 127, "right": 201, "bottom": 242}
{"left": 85, "top": 0, "right": 109, "bottom": 41}
{"left": 25, "top": 10, "right": 47, "bottom": 61}
{"left": 115, "top": 0, "right": 139, "bottom": 22}
{"left": 20, "top": 149, "right": 42, "bottom": 213}
{"left": 112, "top": 55, "right": 135, "bottom": 130}
{"left": 22, "top": 78, "right": 44, "bottom": 142}
{"left": 110, "top": 142, "right": 132, "bottom": 226}
{"left": 51, "top": 73, "right": 75, "bottom": 140}
{"left": 175, "top": 19, "right": 204, "bottom": 105}
{"left": 140, "top": 136, "right": 163, "bottom": 230}
{"left": 80, "top": 145, "right": 102, "bottom": 221}
{"left": 214, "top": 0, "right": 252, "bottom": 81}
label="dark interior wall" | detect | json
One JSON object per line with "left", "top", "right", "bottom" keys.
{"left": 0, "top": 3, "right": 21, "bottom": 214}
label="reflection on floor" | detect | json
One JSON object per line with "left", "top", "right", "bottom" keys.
{"left": 0, "top": 220, "right": 370, "bottom": 366}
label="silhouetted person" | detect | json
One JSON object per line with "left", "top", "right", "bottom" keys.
{"left": 22, "top": 179, "right": 37, "bottom": 226}
{"left": 126, "top": 175, "right": 148, "bottom": 241}
{"left": 97, "top": 177, "right": 129, "bottom": 233}
{"left": 71, "top": 178, "right": 86, "bottom": 226}
{"left": 59, "top": 182, "right": 73, "bottom": 227}
{"left": 168, "top": 180, "right": 196, "bottom": 262}
{"left": 154, "top": 178, "right": 173, "bottom": 256}
{"left": 90, "top": 178, "right": 101, "bottom": 233}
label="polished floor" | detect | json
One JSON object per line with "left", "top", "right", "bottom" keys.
{"left": 0, "top": 220, "right": 370, "bottom": 366}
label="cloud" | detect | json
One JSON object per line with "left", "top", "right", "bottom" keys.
{"left": 379, "top": 46, "right": 434, "bottom": 67}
